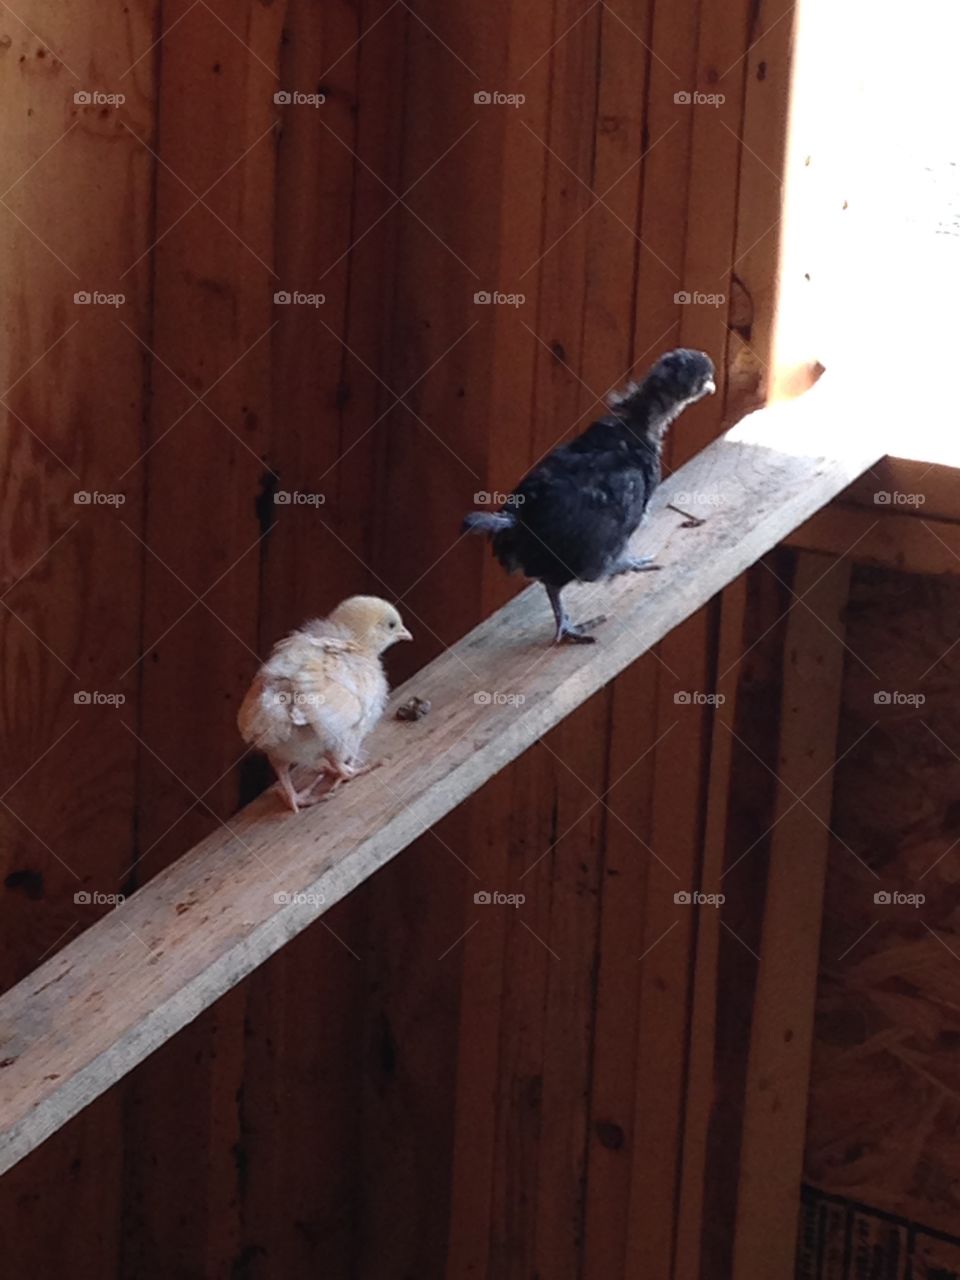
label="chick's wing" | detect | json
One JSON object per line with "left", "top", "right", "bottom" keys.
{"left": 288, "top": 641, "right": 376, "bottom": 756}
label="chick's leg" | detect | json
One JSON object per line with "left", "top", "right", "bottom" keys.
{"left": 269, "top": 757, "right": 331, "bottom": 812}
{"left": 545, "top": 583, "right": 606, "bottom": 646}
{"left": 270, "top": 758, "right": 301, "bottom": 813}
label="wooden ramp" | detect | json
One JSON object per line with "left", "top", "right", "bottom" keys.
{"left": 0, "top": 377, "right": 883, "bottom": 1174}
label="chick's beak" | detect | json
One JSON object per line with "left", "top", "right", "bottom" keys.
{"left": 397, "top": 626, "right": 413, "bottom": 642}
{"left": 703, "top": 378, "right": 716, "bottom": 396}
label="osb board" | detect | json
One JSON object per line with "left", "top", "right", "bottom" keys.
{"left": 805, "top": 565, "right": 960, "bottom": 1239}
{"left": 797, "top": 1185, "right": 960, "bottom": 1279}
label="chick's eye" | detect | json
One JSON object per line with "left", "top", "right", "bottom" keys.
{"left": 389, "top": 620, "right": 396, "bottom": 629}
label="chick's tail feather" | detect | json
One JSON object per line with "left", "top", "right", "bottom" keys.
{"left": 461, "top": 511, "right": 516, "bottom": 536}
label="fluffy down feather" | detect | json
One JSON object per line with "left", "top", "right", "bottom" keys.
{"left": 238, "top": 596, "right": 412, "bottom": 811}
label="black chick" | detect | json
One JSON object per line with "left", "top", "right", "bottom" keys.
{"left": 462, "top": 348, "right": 716, "bottom": 644}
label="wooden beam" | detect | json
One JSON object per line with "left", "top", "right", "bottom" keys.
{"left": 787, "top": 502, "right": 960, "bottom": 576}
{"left": 730, "top": 553, "right": 851, "bottom": 1278}
{"left": 0, "top": 384, "right": 882, "bottom": 1175}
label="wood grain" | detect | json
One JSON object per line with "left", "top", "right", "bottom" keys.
{"left": 0, "top": 388, "right": 881, "bottom": 1177}
{"left": 0, "top": 1, "right": 157, "bottom": 1274}
{"left": 730, "top": 552, "right": 851, "bottom": 1278}
{"left": 119, "top": 2, "right": 283, "bottom": 1275}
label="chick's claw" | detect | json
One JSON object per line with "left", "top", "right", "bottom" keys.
{"left": 555, "top": 615, "right": 607, "bottom": 645}
{"left": 611, "top": 554, "right": 661, "bottom": 575}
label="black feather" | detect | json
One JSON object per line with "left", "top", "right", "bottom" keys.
{"left": 460, "top": 348, "right": 716, "bottom": 642}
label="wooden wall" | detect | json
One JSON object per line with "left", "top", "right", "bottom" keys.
{"left": 0, "top": 1, "right": 799, "bottom": 1276}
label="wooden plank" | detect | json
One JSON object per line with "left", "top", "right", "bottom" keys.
{"left": 349, "top": 0, "right": 534, "bottom": 1270}
{"left": 724, "top": 0, "right": 797, "bottom": 417}
{"left": 787, "top": 502, "right": 960, "bottom": 575}
{"left": 507, "top": 6, "right": 611, "bottom": 1277}
{"left": 0, "top": 0, "right": 157, "bottom": 1274}
{"left": 841, "top": 459, "right": 960, "bottom": 528}
{"left": 441, "top": 1, "right": 555, "bottom": 1264}
{"left": 576, "top": 2, "right": 671, "bottom": 1274}
{"left": 729, "top": 552, "right": 851, "bottom": 1277}
{"left": 695, "top": 554, "right": 795, "bottom": 1278}
{"left": 0, "top": 387, "right": 883, "bottom": 1176}
{"left": 624, "top": 0, "right": 789, "bottom": 1266}
{"left": 672, "top": 573, "right": 749, "bottom": 1280}
{"left": 238, "top": 3, "right": 404, "bottom": 1275}
{"left": 119, "top": 2, "right": 283, "bottom": 1276}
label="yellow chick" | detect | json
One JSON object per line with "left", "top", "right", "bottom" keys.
{"left": 238, "top": 596, "right": 412, "bottom": 812}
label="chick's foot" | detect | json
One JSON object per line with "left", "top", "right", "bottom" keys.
{"left": 610, "top": 554, "right": 661, "bottom": 575}
{"left": 554, "top": 615, "right": 607, "bottom": 645}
